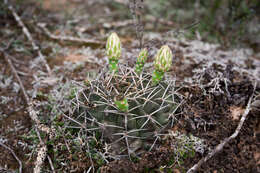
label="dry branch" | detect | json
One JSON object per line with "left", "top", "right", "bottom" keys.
{"left": 1, "top": 50, "right": 55, "bottom": 173}
{"left": 187, "top": 87, "right": 255, "bottom": 173}
{"left": 0, "top": 142, "right": 22, "bottom": 173}
{"left": 113, "top": 0, "right": 127, "bottom": 5}
{"left": 6, "top": 2, "right": 51, "bottom": 75}
{"left": 146, "top": 15, "right": 175, "bottom": 26}
{"left": 37, "top": 23, "right": 104, "bottom": 47}
{"left": 1, "top": 50, "right": 46, "bottom": 130}
{"left": 0, "top": 30, "right": 55, "bottom": 173}
{"left": 80, "top": 16, "right": 175, "bottom": 33}
{"left": 82, "top": 19, "right": 134, "bottom": 32}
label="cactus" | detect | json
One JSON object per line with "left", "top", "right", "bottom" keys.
{"left": 68, "top": 64, "right": 182, "bottom": 158}
{"left": 106, "top": 32, "right": 121, "bottom": 73}
{"left": 114, "top": 97, "right": 129, "bottom": 112}
{"left": 152, "top": 45, "right": 173, "bottom": 84}
{"left": 43, "top": 32, "right": 207, "bottom": 170}
{"left": 50, "top": 36, "right": 181, "bottom": 159}
{"left": 135, "top": 48, "right": 148, "bottom": 74}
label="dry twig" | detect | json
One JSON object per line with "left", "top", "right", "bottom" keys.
{"left": 3, "top": 2, "right": 56, "bottom": 172}
{"left": 37, "top": 23, "right": 104, "bottom": 47}
{"left": 80, "top": 16, "right": 175, "bottom": 34}
{"left": 0, "top": 142, "right": 22, "bottom": 173}
{"left": 113, "top": 0, "right": 127, "bottom": 5}
{"left": 187, "top": 84, "right": 255, "bottom": 173}
{"left": 34, "top": 130, "right": 55, "bottom": 173}
{"left": 81, "top": 19, "right": 134, "bottom": 32}
{"left": 1, "top": 51, "right": 43, "bottom": 128}
{"left": 129, "top": 0, "right": 144, "bottom": 48}
{"left": 6, "top": 2, "right": 51, "bottom": 75}
{"left": 1, "top": 50, "right": 55, "bottom": 173}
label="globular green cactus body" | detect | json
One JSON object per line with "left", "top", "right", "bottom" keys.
{"left": 44, "top": 31, "right": 206, "bottom": 168}
{"left": 74, "top": 64, "right": 181, "bottom": 156}
{"left": 64, "top": 33, "right": 179, "bottom": 157}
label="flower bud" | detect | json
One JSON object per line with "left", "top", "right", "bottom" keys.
{"left": 115, "top": 97, "right": 129, "bottom": 112}
{"left": 137, "top": 48, "right": 148, "bottom": 65}
{"left": 106, "top": 32, "right": 121, "bottom": 61}
{"left": 154, "top": 45, "right": 172, "bottom": 72}
{"left": 135, "top": 48, "right": 148, "bottom": 73}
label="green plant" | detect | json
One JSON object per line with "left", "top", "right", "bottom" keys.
{"left": 152, "top": 45, "right": 173, "bottom": 85}
{"left": 135, "top": 48, "right": 148, "bottom": 74}
{"left": 166, "top": 131, "right": 205, "bottom": 167}
{"left": 58, "top": 36, "right": 181, "bottom": 157}
{"left": 106, "top": 32, "right": 121, "bottom": 73}
{"left": 47, "top": 33, "right": 184, "bottom": 165}
{"left": 76, "top": 63, "right": 181, "bottom": 157}
{"left": 114, "top": 97, "right": 129, "bottom": 112}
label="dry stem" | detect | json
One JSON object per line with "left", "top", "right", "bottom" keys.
{"left": 187, "top": 84, "right": 255, "bottom": 173}
{"left": 1, "top": 3, "right": 56, "bottom": 170}
{"left": 0, "top": 142, "right": 22, "bottom": 173}
{"left": 37, "top": 23, "right": 104, "bottom": 47}
{"left": 3, "top": 2, "right": 56, "bottom": 171}
{"left": 6, "top": 3, "right": 51, "bottom": 75}
{"left": 1, "top": 50, "right": 55, "bottom": 173}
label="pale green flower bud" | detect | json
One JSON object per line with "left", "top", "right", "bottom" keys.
{"left": 154, "top": 45, "right": 172, "bottom": 72}
{"left": 135, "top": 48, "right": 148, "bottom": 73}
{"left": 115, "top": 97, "right": 129, "bottom": 112}
{"left": 106, "top": 32, "right": 121, "bottom": 61}
{"left": 137, "top": 48, "right": 148, "bottom": 64}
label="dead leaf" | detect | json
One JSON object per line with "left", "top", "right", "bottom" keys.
{"left": 229, "top": 106, "right": 244, "bottom": 120}
{"left": 173, "top": 169, "right": 181, "bottom": 173}
{"left": 254, "top": 152, "right": 260, "bottom": 165}
{"left": 64, "top": 54, "right": 87, "bottom": 63}
{"left": 41, "top": 77, "right": 59, "bottom": 86}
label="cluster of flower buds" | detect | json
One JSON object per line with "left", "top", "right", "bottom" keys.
{"left": 105, "top": 33, "right": 173, "bottom": 112}
{"left": 106, "top": 32, "right": 172, "bottom": 84}
{"left": 135, "top": 48, "right": 148, "bottom": 74}
{"left": 106, "top": 32, "right": 121, "bottom": 72}
{"left": 152, "top": 45, "right": 172, "bottom": 84}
